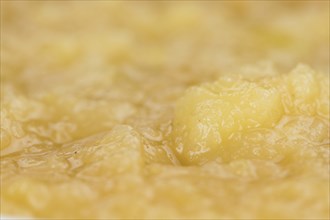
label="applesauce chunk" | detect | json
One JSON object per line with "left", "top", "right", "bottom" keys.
{"left": 172, "top": 65, "right": 329, "bottom": 165}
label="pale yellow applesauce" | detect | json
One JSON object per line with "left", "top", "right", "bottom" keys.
{"left": 1, "top": 1, "right": 329, "bottom": 219}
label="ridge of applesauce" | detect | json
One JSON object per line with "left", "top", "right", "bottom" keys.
{"left": 171, "top": 64, "right": 329, "bottom": 165}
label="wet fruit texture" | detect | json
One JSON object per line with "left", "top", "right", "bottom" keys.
{"left": 172, "top": 65, "right": 329, "bottom": 165}
{"left": 1, "top": 1, "right": 329, "bottom": 219}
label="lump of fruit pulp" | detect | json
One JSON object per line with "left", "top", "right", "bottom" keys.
{"left": 171, "top": 65, "right": 329, "bottom": 165}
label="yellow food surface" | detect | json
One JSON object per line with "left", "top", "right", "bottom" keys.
{"left": 172, "top": 66, "right": 329, "bottom": 165}
{"left": 1, "top": 1, "right": 329, "bottom": 219}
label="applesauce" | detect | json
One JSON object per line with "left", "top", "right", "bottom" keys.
{"left": 1, "top": 1, "right": 329, "bottom": 219}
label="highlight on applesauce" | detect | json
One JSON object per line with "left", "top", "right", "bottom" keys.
{"left": 1, "top": 1, "right": 329, "bottom": 219}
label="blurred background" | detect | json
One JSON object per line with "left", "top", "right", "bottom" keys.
{"left": 2, "top": 1, "right": 329, "bottom": 84}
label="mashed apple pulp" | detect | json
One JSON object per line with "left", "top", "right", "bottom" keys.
{"left": 1, "top": 1, "right": 329, "bottom": 219}
{"left": 172, "top": 67, "right": 329, "bottom": 165}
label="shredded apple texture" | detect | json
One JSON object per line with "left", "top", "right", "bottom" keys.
{"left": 0, "top": 1, "right": 329, "bottom": 220}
